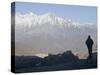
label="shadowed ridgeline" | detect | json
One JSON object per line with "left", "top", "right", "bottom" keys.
{"left": 13, "top": 50, "right": 97, "bottom": 73}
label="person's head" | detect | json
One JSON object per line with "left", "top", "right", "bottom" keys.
{"left": 88, "top": 35, "right": 91, "bottom": 38}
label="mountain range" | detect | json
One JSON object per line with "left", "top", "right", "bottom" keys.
{"left": 15, "top": 12, "right": 97, "bottom": 58}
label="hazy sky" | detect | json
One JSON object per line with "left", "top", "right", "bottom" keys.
{"left": 14, "top": 2, "right": 97, "bottom": 24}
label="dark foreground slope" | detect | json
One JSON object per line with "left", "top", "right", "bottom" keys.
{"left": 14, "top": 51, "right": 97, "bottom": 73}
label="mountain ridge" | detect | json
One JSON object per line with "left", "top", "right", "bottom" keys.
{"left": 15, "top": 12, "right": 95, "bottom": 29}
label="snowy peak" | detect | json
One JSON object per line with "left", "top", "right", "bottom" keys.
{"left": 42, "top": 12, "right": 55, "bottom": 18}
{"left": 15, "top": 12, "right": 95, "bottom": 29}
{"left": 15, "top": 12, "right": 78, "bottom": 28}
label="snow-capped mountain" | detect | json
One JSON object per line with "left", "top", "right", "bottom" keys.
{"left": 15, "top": 12, "right": 80, "bottom": 29}
{"left": 14, "top": 12, "right": 97, "bottom": 58}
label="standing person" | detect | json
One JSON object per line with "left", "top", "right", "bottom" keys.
{"left": 85, "top": 35, "right": 94, "bottom": 58}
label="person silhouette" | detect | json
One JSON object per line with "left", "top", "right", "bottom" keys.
{"left": 85, "top": 35, "right": 94, "bottom": 58}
